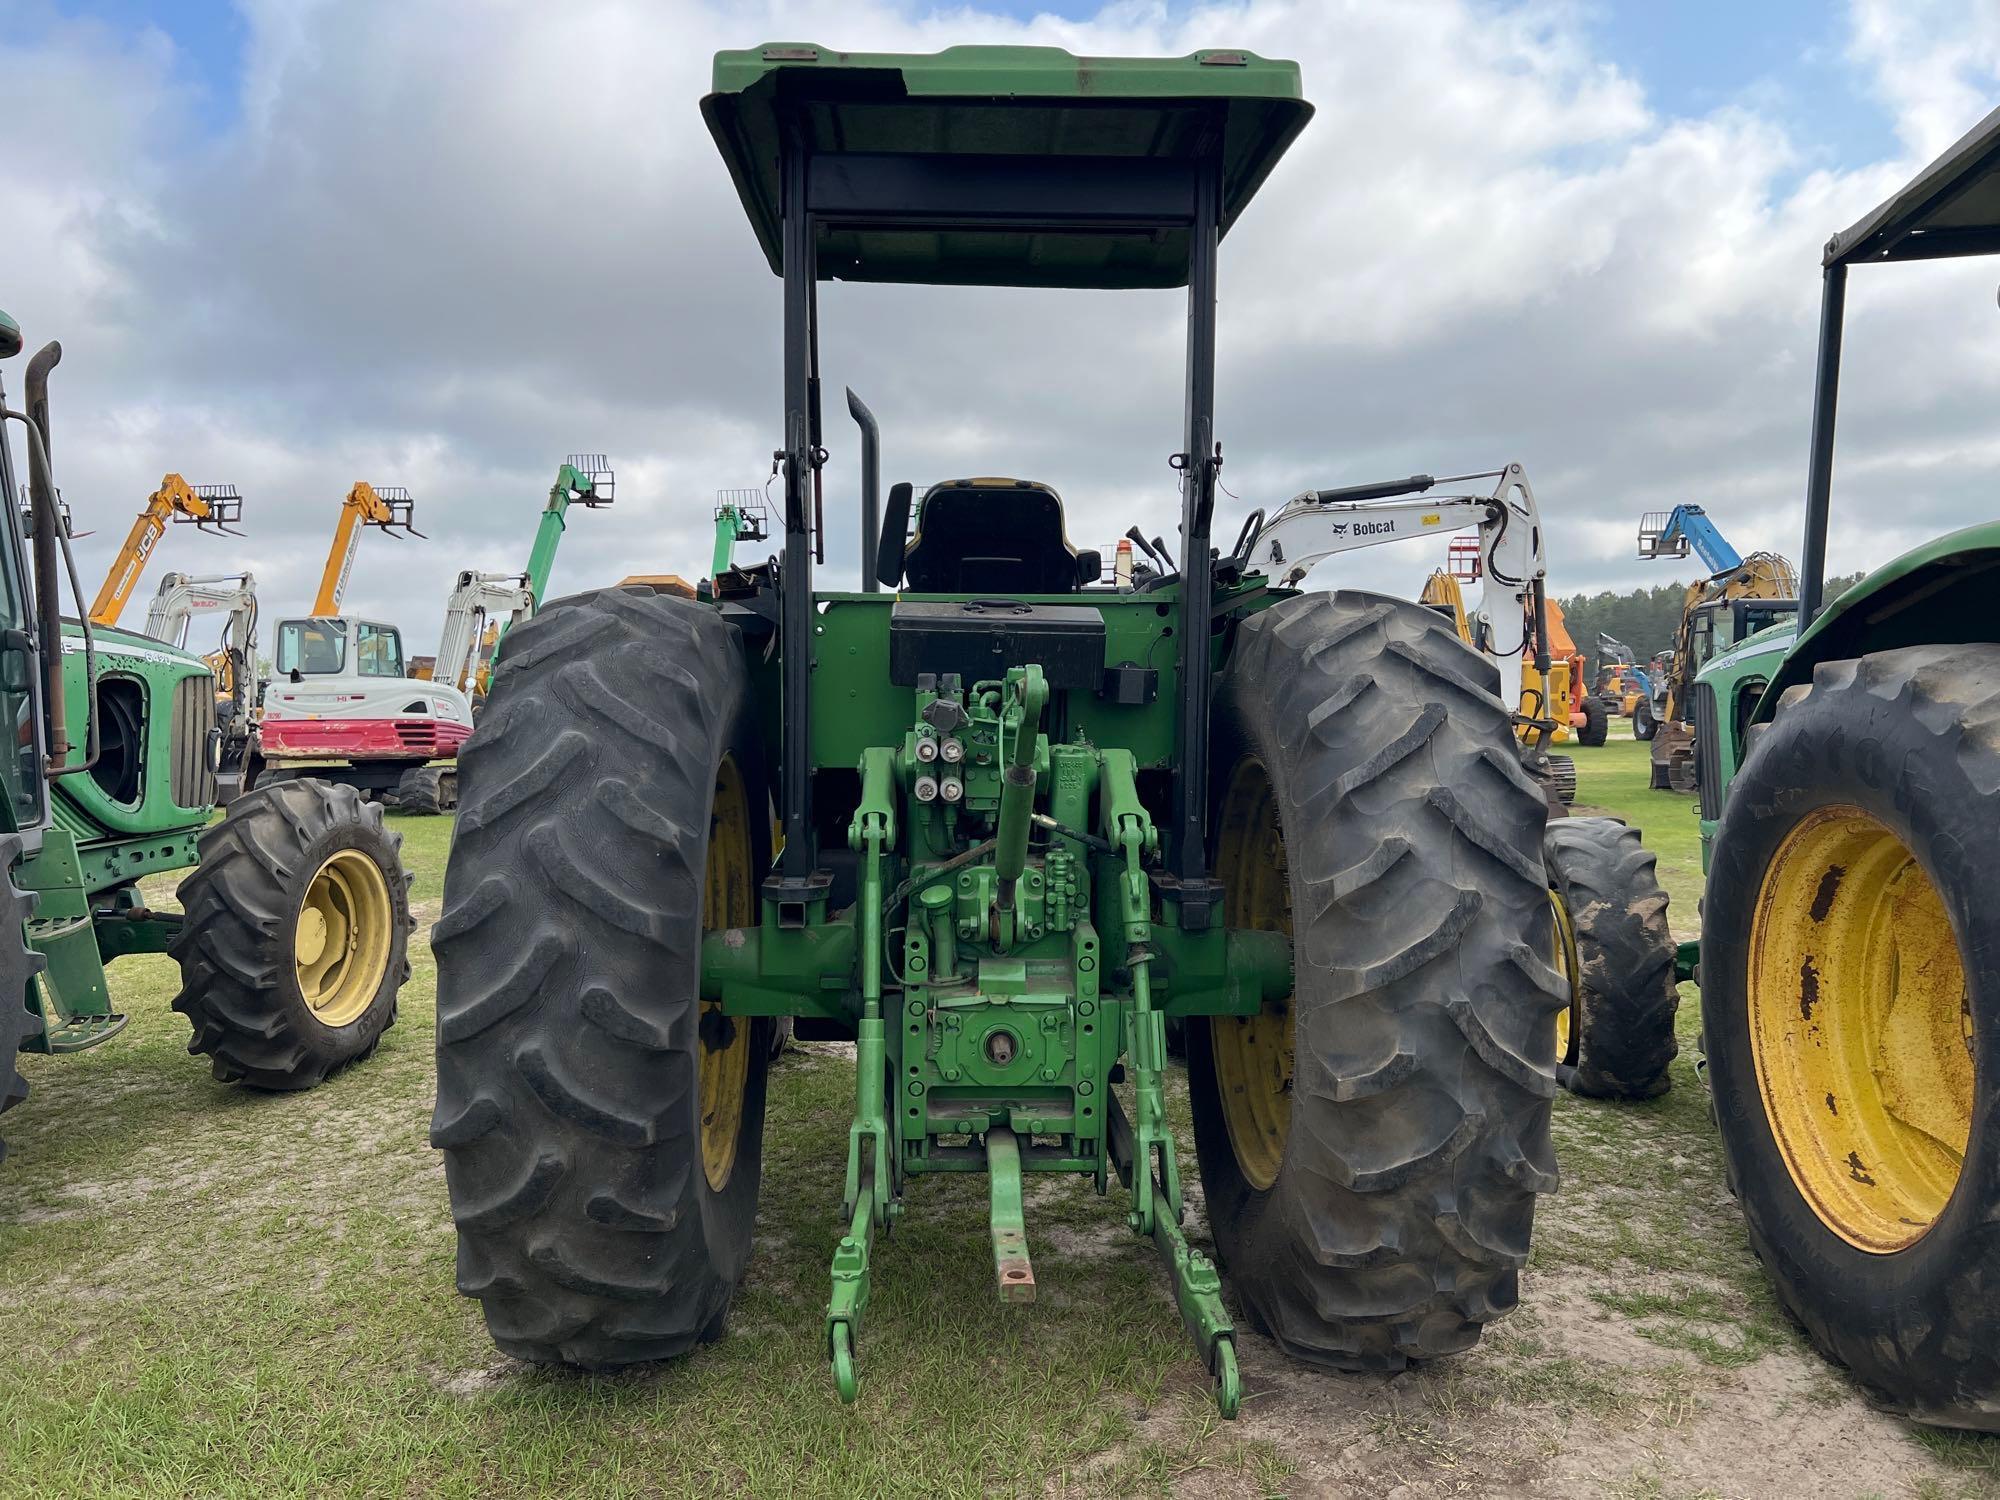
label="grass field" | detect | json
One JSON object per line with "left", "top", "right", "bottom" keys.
{"left": 1, "top": 744, "right": 1996, "bottom": 1497}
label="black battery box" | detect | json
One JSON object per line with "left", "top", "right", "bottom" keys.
{"left": 888, "top": 600, "right": 1106, "bottom": 691}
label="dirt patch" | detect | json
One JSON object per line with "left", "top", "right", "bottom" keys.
{"left": 1191, "top": 1300, "right": 1960, "bottom": 1499}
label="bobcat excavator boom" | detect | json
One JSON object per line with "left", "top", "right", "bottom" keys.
{"left": 313, "top": 481, "right": 420, "bottom": 615}
{"left": 1247, "top": 463, "right": 1548, "bottom": 716}
{"left": 88, "top": 474, "right": 243, "bottom": 626}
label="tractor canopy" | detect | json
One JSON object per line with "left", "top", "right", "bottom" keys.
{"left": 701, "top": 43, "right": 1311, "bottom": 288}
{"left": 1794, "top": 99, "right": 2000, "bottom": 627}
{"left": 1780, "top": 98, "right": 2000, "bottom": 654}
{"left": 1825, "top": 104, "right": 2000, "bottom": 265}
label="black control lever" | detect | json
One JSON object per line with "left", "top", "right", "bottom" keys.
{"left": 1125, "top": 527, "right": 1174, "bottom": 575}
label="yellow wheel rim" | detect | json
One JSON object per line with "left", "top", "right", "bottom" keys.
{"left": 1550, "top": 890, "right": 1579, "bottom": 1066}
{"left": 1211, "top": 758, "right": 1293, "bottom": 1192}
{"left": 294, "top": 848, "right": 393, "bottom": 1028}
{"left": 699, "top": 757, "right": 754, "bottom": 1193}
{"left": 1748, "top": 805, "right": 1973, "bottom": 1252}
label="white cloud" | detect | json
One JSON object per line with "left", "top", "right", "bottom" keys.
{"left": 4, "top": 0, "right": 1998, "bottom": 649}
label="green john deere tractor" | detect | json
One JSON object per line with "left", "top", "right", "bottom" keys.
{"left": 434, "top": 45, "right": 1561, "bottom": 1413}
{"left": 0, "top": 313, "right": 413, "bottom": 1163}
{"left": 1678, "top": 103, "right": 2000, "bottom": 1429}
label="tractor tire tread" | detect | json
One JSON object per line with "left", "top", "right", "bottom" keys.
{"left": 1191, "top": 590, "right": 1559, "bottom": 1373}
{"left": 394, "top": 766, "right": 446, "bottom": 816}
{"left": 1546, "top": 816, "right": 1679, "bottom": 1098}
{"left": 432, "top": 586, "right": 768, "bottom": 1371}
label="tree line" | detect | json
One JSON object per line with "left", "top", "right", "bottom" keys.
{"left": 1561, "top": 572, "right": 1866, "bottom": 676}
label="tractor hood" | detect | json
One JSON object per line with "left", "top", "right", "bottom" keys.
{"left": 60, "top": 617, "right": 208, "bottom": 672}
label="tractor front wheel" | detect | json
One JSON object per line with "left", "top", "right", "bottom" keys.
{"left": 1704, "top": 645, "right": 2000, "bottom": 1428}
{"left": 433, "top": 586, "right": 771, "bottom": 1369}
{"left": 171, "top": 779, "right": 410, "bottom": 1089}
{"left": 1189, "top": 591, "right": 1560, "bottom": 1372}
{"left": 1545, "top": 817, "right": 1678, "bottom": 1099}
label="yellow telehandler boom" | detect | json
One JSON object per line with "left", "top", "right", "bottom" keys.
{"left": 313, "top": 482, "right": 421, "bottom": 615}
{"left": 88, "top": 473, "right": 244, "bottom": 626}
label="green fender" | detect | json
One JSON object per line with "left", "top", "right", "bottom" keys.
{"left": 1758, "top": 520, "right": 2000, "bottom": 717}
{"left": 1694, "top": 521, "right": 2000, "bottom": 872}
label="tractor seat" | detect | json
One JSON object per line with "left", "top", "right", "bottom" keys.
{"left": 900, "top": 478, "right": 1096, "bottom": 594}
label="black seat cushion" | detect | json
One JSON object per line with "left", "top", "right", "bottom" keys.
{"left": 902, "top": 479, "right": 1080, "bottom": 594}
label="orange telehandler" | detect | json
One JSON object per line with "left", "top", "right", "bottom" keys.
{"left": 87, "top": 473, "right": 244, "bottom": 627}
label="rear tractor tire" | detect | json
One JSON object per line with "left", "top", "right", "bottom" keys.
{"left": 433, "top": 586, "right": 772, "bottom": 1369}
{"left": 1703, "top": 645, "right": 2000, "bottom": 1430}
{"left": 1545, "top": 817, "right": 1678, "bottom": 1099}
{"left": 393, "top": 764, "right": 456, "bottom": 815}
{"left": 1187, "top": 590, "right": 1560, "bottom": 1372}
{"left": 1633, "top": 699, "right": 1658, "bottom": 742}
{"left": 0, "top": 835, "right": 46, "bottom": 1164}
{"left": 171, "top": 779, "right": 410, "bottom": 1090}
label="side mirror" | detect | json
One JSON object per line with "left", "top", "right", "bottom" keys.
{"left": 876, "top": 481, "right": 914, "bottom": 588}
{"left": 0, "top": 628, "right": 30, "bottom": 694}
{"left": 0, "top": 310, "right": 20, "bottom": 361}
{"left": 1074, "top": 549, "right": 1102, "bottom": 587}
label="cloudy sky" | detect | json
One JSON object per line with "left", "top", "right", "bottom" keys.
{"left": 5, "top": 0, "right": 1999, "bottom": 654}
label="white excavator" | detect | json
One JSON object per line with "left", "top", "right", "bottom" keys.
{"left": 429, "top": 569, "right": 533, "bottom": 699}
{"left": 418, "top": 455, "right": 616, "bottom": 699}
{"left": 141, "top": 570, "right": 261, "bottom": 799}
{"left": 1243, "top": 463, "right": 1549, "bottom": 725}
{"left": 258, "top": 483, "right": 472, "bottom": 813}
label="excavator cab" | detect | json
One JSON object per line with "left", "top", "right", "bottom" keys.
{"left": 879, "top": 476, "right": 1101, "bottom": 593}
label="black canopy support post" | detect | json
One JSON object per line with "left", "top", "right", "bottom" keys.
{"left": 848, "top": 388, "right": 881, "bottom": 592}
{"left": 770, "top": 123, "right": 826, "bottom": 913}
{"left": 1799, "top": 261, "right": 1848, "bottom": 629}
{"left": 1169, "top": 153, "right": 1224, "bottom": 930}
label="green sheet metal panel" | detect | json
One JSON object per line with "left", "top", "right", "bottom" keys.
{"left": 702, "top": 43, "right": 1311, "bottom": 288}
{"left": 805, "top": 591, "right": 1182, "bottom": 769}
{"left": 50, "top": 620, "right": 213, "bottom": 847}
{"left": 1759, "top": 520, "right": 2000, "bottom": 707}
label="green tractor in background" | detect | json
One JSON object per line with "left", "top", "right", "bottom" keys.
{"left": 1685, "top": 104, "right": 2000, "bottom": 1429}
{"left": 435, "top": 44, "right": 1563, "bottom": 1413}
{"left": 0, "top": 313, "right": 413, "bottom": 1161}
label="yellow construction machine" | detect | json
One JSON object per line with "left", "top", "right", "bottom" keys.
{"left": 1420, "top": 559, "right": 1601, "bottom": 804}
{"left": 88, "top": 473, "right": 244, "bottom": 626}
{"left": 312, "top": 481, "right": 422, "bottom": 615}
{"left": 1636, "top": 506, "right": 1798, "bottom": 790}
